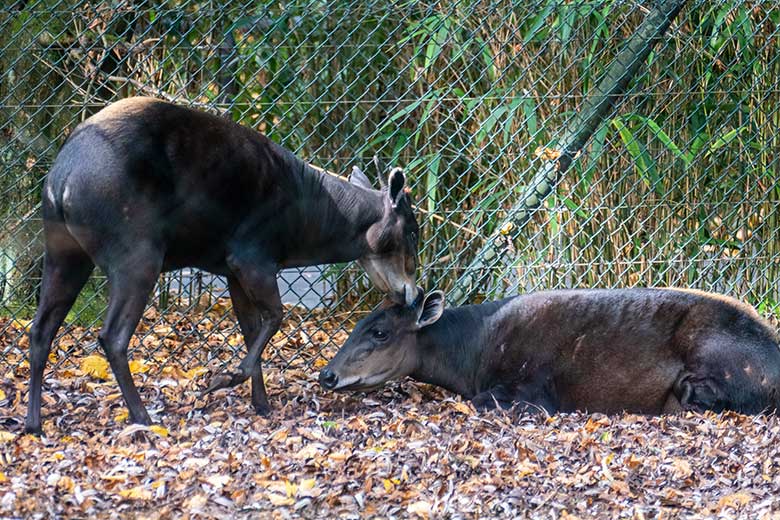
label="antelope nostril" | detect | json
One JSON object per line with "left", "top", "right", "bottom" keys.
{"left": 319, "top": 368, "right": 338, "bottom": 389}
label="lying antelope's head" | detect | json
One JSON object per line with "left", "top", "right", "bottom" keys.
{"left": 319, "top": 289, "right": 445, "bottom": 392}
{"left": 349, "top": 159, "right": 419, "bottom": 306}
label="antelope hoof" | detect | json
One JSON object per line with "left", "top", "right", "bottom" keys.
{"left": 254, "top": 402, "right": 272, "bottom": 417}
{"left": 202, "top": 370, "right": 250, "bottom": 395}
{"left": 24, "top": 423, "right": 43, "bottom": 436}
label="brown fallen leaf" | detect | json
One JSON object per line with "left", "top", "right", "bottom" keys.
{"left": 671, "top": 458, "right": 692, "bottom": 479}
{"left": 205, "top": 475, "right": 231, "bottom": 488}
{"left": 119, "top": 486, "right": 152, "bottom": 501}
{"left": 451, "top": 401, "right": 473, "bottom": 415}
{"left": 716, "top": 492, "right": 752, "bottom": 511}
{"left": 268, "top": 493, "right": 294, "bottom": 506}
{"left": 183, "top": 494, "right": 208, "bottom": 510}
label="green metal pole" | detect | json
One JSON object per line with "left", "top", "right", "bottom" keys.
{"left": 449, "top": 0, "right": 689, "bottom": 305}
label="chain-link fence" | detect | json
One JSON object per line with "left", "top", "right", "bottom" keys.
{"left": 2, "top": 1, "right": 780, "bottom": 374}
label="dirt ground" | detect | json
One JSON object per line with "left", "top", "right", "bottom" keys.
{"left": 1, "top": 306, "right": 779, "bottom": 519}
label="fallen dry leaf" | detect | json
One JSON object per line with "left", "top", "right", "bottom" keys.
{"left": 148, "top": 425, "right": 169, "bottom": 437}
{"left": 716, "top": 491, "right": 753, "bottom": 511}
{"left": 80, "top": 355, "right": 110, "bottom": 380}
{"left": 268, "top": 493, "right": 294, "bottom": 506}
{"left": 119, "top": 486, "right": 152, "bottom": 501}
{"left": 407, "top": 500, "right": 433, "bottom": 518}
{"left": 205, "top": 475, "right": 231, "bottom": 488}
{"left": 1, "top": 308, "right": 777, "bottom": 519}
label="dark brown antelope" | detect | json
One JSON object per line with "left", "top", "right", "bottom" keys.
{"left": 321, "top": 288, "right": 780, "bottom": 415}
{"left": 25, "top": 97, "right": 420, "bottom": 434}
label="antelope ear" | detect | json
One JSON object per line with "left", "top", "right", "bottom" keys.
{"left": 350, "top": 165, "right": 373, "bottom": 190}
{"left": 416, "top": 290, "right": 445, "bottom": 329}
{"left": 387, "top": 167, "right": 406, "bottom": 209}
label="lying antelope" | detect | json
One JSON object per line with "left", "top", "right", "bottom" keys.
{"left": 321, "top": 288, "right": 780, "bottom": 415}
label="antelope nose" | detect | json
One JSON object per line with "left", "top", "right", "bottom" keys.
{"left": 319, "top": 368, "right": 338, "bottom": 390}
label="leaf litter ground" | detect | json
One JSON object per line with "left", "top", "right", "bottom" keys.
{"left": 1, "top": 303, "right": 779, "bottom": 519}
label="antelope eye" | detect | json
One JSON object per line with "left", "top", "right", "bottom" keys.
{"left": 372, "top": 330, "right": 388, "bottom": 341}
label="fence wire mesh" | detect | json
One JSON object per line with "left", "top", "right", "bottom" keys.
{"left": 2, "top": 1, "right": 780, "bottom": 375}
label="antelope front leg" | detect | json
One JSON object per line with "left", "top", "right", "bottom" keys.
{"left": 204, "top": 257, "right": 281, "bottom": 415}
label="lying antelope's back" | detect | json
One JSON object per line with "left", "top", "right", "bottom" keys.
{"left": 483, "top": 287, "right": 780, "bottom": 414}
{"left": 493, "top": 287, "right": 776, "bottom": 339}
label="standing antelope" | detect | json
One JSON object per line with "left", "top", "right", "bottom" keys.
{"left": 25, "top": 97, "right": 419, "bottom": 434}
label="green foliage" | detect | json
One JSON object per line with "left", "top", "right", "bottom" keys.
{"left": 1, "top": 0, "right": 779, "bottom": 311}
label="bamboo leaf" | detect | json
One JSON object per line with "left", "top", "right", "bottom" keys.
{"left": 625, "top": 115, "right": 692, "bottom": 164}
{"left": 707, "top": 127, "right": 746, "bottom": 154}
{"left": 524, "top": 2, "right": 556, "bottom": 44}
{"left": 426, "top": 154, "right": 441, "bottom": 222}
{"left": 612, "top": 117, "right": 662, "bottom": 196}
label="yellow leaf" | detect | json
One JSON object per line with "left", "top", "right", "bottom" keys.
{"left": 383, "top": 479, "right": 394, "bottom": 493}
{"left": 12, "top": 319, "right": 32, "bottom": 332}
{"left": 183, "top": 366, "right": 208, "bottom": 380}
{"left": 227, "top": 335, "right": 243, "bottom": 347}
{"left": 149, "top": 425, "right": 169, "bottom": 437}
{"left": 0, "top": 389, "right": 6, "bottom": 401}
{"left": 119, "top": 486, "right": 152, "bottom": 500}
{"left": 101, "top": 475, "right": 127, "bottom": 483}
{"left": 534, "top": 146, "right": 562, "bottom": 161}
{"left": 299, "top": 478, "right": 316, "bottom": 492}
{"left": 0, "top": 431, "right": 16, "bottom": 443}
{"left": 499, "top": 221, "right": 515, "bottom": 236}
{"left": 128, "top": 360, "right": 149, "bottom": 374}
{"left": 57, "top": 476, "right": 75, "bottom": 493}
{"left": 407, "top": 500, "right": 432, "bottom": 518}
{"left": 268, "top": 493, "right": 294, "bottom": 506}
{"left": 0, "top": 472, "right": 7, "bottom": 483}
{"left": 115, "top": 411, "right": 129, "bottom": 423}
{"left": 81, "top": 355, "right": 110, "bottom": 380}
{"left": 211, "top": 300, "right": 232, "bottom": 316}
{"left": 284, "top": 480, "right": 297, "bottom": 498}
{"left": 517, "top": 460, "right": 537, "bottom": 478}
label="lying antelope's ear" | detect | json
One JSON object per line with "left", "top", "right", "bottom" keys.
{"left": 411, "top": 286, "right": 425, "bottom": 308}
{"left": 350, "top": 165, "right": 373, "bottom": 190}
{"left": 388, "top": 167, "right": 406, "bottom": 208}
{"left": 416, "top": 290, "right": 445, "bottom": 329}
